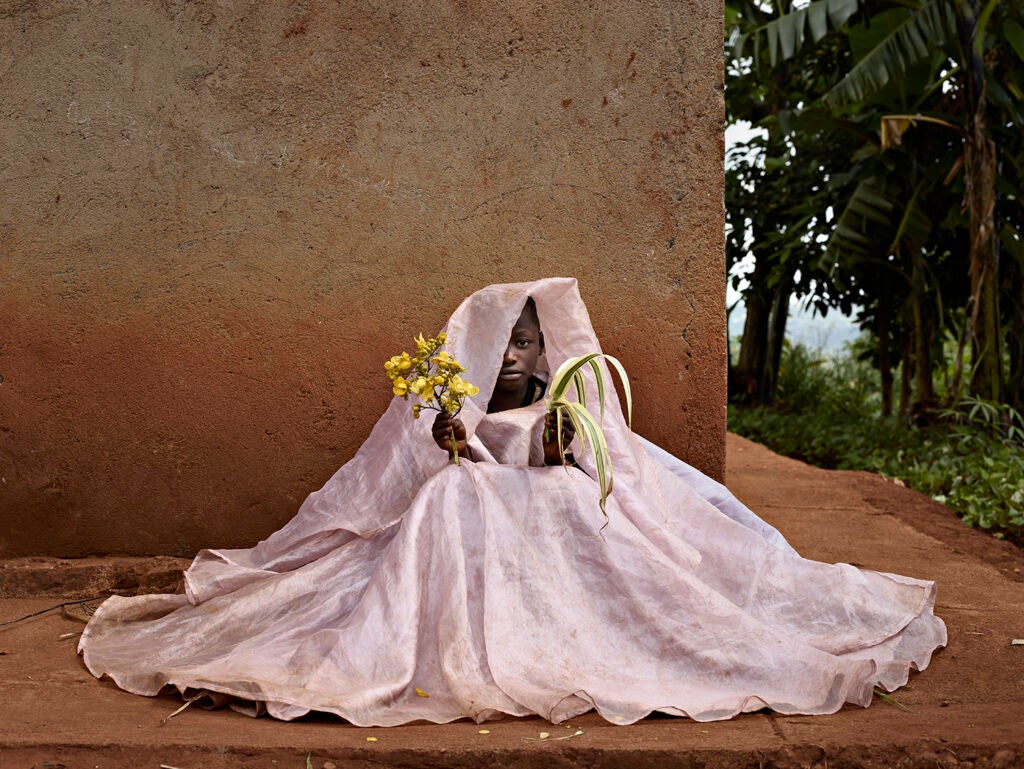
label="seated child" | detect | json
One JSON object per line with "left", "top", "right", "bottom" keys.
{"left": 78, "top": 278, "right": 946, "bottom": 727}
{"left": 431, "top": 297, "right": 574, "bottom": 465}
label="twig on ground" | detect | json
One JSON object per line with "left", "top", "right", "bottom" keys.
{"left": 0, "top": 597, "right": 104, "bottom": 628}
{"left": 159, "top": 690, "right": 210, "bottom": 726}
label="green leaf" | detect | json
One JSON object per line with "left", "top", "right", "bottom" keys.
{"left": 573, "top": 369, "right": 588, "bottom": 412}
{"left": 550, "top": 397, "right": 613, "bottom": 516}
{"left": 887, "top": 181, "right": 934, "bottom": 254}
{"left": 874, "top": 688, "right": 911, "bottom": 711}
{"left": 602, "top": 355, "right": 633, "bottom": 426}
{"left": 985, "top": 71, "right": 1015, "bottom": 110}
{"left": 759, "top": 0, "right": 861, "bottom": 66}
{"left": 1001, "top": 225, "right": 1024, "bottom": 266}
{"left": 588, "top": 356, "right": 609, "bottom": 421}
{"left": 827, "top": 179, "right": 896, "bottom": 258}
{"left": 827, "top": 0, "right": 860, "bottom": 28}
{"left": 808, "top": 0, "right": 830, "bottom": 41}
{"left": 825, "top": 0, "right": 956, "bottom": 106}
{"left": 546, "top": 352, "right": 633, "bottom": 519}
{"left": 549, "top": 353, "right": 632, "bottom": 423}
{"left": 1006, "top": 19, "right": 1024, "bottom": 63}
{"left": 974, "top": 0, "right": 1000, "bottom": 57}
{"left": 778, "top": 109, "right": 793, "bottom": 136}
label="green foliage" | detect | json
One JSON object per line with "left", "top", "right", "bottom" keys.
{"left": 730, "top": 344, "right": 1024, "bottom": 541}
{"left": 825, "top": 1, "right": 957, "bottom": 106}
{"left": 733, "top": 0, "right": 860, "bottom": 66}
{"left": 547, "top": 352, "right": 632, "bottom": 518}
{"left": 726, "top": 0, "right": 1024, "bottom": 411}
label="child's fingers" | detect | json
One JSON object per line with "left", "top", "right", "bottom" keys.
{"left": 432, "top": 414, "right": 467, "bottom": 444}
{"left": 544, "top": 412, "right": 574, "bottom": 440}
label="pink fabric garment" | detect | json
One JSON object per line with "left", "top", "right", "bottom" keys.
{"left": 79, "top": 278, "right": 946, "bottom": 725}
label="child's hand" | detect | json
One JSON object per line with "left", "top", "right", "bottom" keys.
{"left": 543, "top": 410, "right": 576, "bottom": 465}
{"left": 432, "top": 412, "right": 468, "bottom": 458}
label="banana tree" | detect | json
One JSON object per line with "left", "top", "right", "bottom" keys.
{"left": 726, "top": 0, "right": 866, "bottom": 405}
{"left": 734, "top": 0, "right": 1024, "bottom": 406}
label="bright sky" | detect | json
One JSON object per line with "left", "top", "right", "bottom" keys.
{"left": 725, "top": 121, "right": 861, "bottom": 354}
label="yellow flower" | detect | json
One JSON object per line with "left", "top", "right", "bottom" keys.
{"left": 385, "top": 334, "right": 476, "bottom": 421}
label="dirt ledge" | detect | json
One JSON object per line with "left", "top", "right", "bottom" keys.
{"left": 0, "top": 556, "right": 189, "bottom": 598}
{"left": 2, "top": 739, "right": 1022, "bottom": 769}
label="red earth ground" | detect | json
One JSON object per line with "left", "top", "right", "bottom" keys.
{"left": 1, "top": 434, "right": 1023, "bottom": 769}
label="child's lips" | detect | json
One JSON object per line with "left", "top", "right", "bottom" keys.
{"left": 498, "top": 370, "right": 522, "bottom": 380}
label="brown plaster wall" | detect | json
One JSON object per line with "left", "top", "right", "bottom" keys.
{"left": 0, "top": 0, "right": 725, "bottom": 557}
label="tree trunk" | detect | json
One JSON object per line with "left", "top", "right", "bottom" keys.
{"left": 959, "top": 4, "right": 1003, "bottom": 402}
{"left": 966, "top": 109, "right": 1001, "bottom": 401}
{"left": 910, "top": 248, "right": 935, "bottom": 415}
{"left": 732, "top": 258, "right": 772, "bottom": 403}
{"left": 900, "top": 333, "right": 913, "bottom": 419}
{"left": 877, "top": 279, "right": 893, "bottom": 417}
{"left": 1006, "top": 254, "right": 1024, "bottom": 411}
{"left": 760, "top": 271, "right": 794, "bottom": 405}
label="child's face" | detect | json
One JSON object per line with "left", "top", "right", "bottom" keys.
{"left": 493, "top": 308, "right": 543, "bottom": 394}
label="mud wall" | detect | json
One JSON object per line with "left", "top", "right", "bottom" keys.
{"left": 0, "top": 0, "right": 725, "bottom": 557}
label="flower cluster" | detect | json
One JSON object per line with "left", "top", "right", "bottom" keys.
{"left": 384, "top": 333, "right": 480, "bottom": 418}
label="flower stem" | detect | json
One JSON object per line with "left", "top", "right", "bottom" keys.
{"left": 449, "top": 426, "right": 460, "bottom": 466}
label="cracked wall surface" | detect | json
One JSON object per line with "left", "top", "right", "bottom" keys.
{"left": 0, "top": 0, "right": 725, "bottom": 556}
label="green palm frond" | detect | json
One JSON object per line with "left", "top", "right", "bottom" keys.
{"left": 887, "top": 182, "right": 934, "bottom": 255}
{"left": 825, "top": 0, "right": 957, "bottom": 106}
{"left": 758, "top": 0, "right": 861, "bottom": 66}
{"left": 826, "top": 177, "right": 937, "bottom": 274}
{"left": 547, "top": 397, "right": 614, "bottom": 516}
{"left": 547, "top": 353, "right": 632, "bottom": 519}
{"left": 548, "top": 353, "right": 633, "bottom": 426}
{"left": 737, "top": 0, "right": 958, "bottom": 108}
{"left": 1006, "top": 18, "right": 1024, "bottom": 63}
{"left": 827, "top": 178, "right": 896, "bottom": 259}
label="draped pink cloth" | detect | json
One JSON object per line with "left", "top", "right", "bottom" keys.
{"left": 79, "top": 278, "right": 946, "bottom": 725}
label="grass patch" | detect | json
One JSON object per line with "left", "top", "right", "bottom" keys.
{"left": 729, "top": 343, "right": 1024, "bottom": 543}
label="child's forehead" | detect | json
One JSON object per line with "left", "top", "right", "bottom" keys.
{"left": 511, "top": 313, "right": 540, "bottom": 334}
{"left": 513, "top": 299, "right": 540, "bottom": 330}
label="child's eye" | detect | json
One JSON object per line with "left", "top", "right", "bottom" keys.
{"left": 516, "top": 339, "right": 532, "bottom": 348}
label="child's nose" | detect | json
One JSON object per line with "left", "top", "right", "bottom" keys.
{"left": 503, "top": 345, "right": 516, "bottom": 364}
